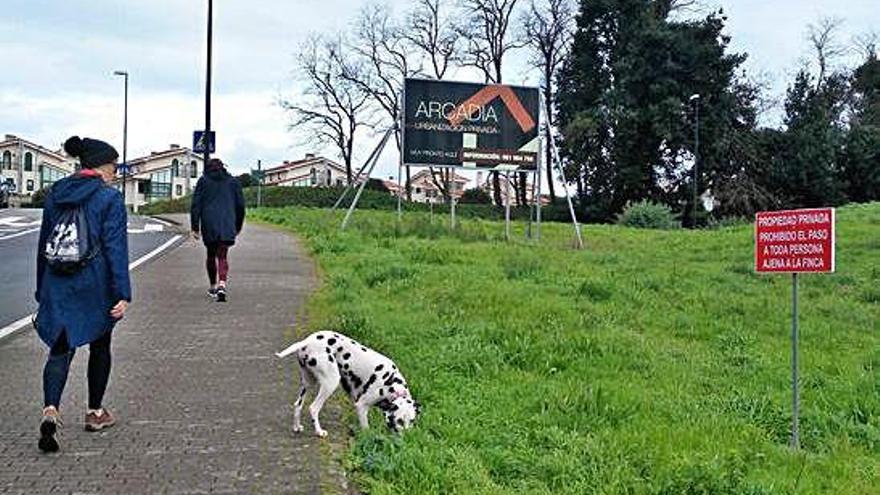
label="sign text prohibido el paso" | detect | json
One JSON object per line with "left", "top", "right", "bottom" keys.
{"left": 755, "top": 208, "right": 835, "bottom": 273}
{"left": 754, "top": 207, "right": 835, "bottom": 451}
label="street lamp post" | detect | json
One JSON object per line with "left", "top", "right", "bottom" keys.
{"left": 204, "top": 0, "right": 213, "bottom": 166}
{"left": 689, "top": 93, "right": 701, "bottom": 229}
{"left": 113, "top": 70, "right": 128, "bottom": 207}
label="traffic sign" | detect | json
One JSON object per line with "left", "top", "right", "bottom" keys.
{"left": 755, "top": 208, "right": 835, "bottom": 273}
{"left": 117, "top": 163, "right": 131, "bottom": 176}
{"left": 250, "top": 169, "right": 265, "bottom": 181}
{"left": 193, "top": 131, "right": 216, "bottom": 153}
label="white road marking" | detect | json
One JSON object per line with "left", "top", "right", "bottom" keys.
{"left": 0, "top": 227, "right": 40, "bottom": 241}
{"left": 0, "top": 234, "right": 183, "bottom": 342}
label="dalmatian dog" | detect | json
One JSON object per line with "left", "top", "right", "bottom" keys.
{"left": 275, "top": 331, "right": 420, "bottom": 437}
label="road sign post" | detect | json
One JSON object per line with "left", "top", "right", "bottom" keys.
{"left": 755, "top": 207, "right": 835, "bottom": 450}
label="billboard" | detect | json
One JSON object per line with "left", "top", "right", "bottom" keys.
{"left": 402, "top": 78, "right": 540, "bottom": 170}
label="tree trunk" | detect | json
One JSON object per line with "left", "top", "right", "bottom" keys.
{"left": 492, "top": 172, "right": 503, "bottom": 206}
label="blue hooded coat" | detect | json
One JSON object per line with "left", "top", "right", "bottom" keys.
{"left": 35, "top": 174, "right": 131, "bottom": 348}
{"left": 190, "top": 163, "right": 245, "bottom": 245}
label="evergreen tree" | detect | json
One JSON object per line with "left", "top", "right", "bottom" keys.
{"left": 841, "top": 51, "right": 880, "bottom": 202}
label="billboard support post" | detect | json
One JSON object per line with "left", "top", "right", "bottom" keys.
{"left": 504, "top": 171, "right": 511, "bottom": 241}
{"left": 333, "top": 128, "right": 393, "bottom": 212}
{"left": 341, "top": 128, "right": 394, "bottom": 230}
{"left": 549, "top": 140, "right": 583, "bottom": 249}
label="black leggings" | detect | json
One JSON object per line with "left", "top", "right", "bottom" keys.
{"left": 43, "top": 331, "right": 112, "bottom": 410}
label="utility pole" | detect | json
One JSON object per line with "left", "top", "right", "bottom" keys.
{"left": 257, "top": 159, "right": 262, "bottom": 208}
{"left": 113, "top": 70, "right": 129, "bottom": 207}
{"left": 690, "top": 93, "right": 701, "bottom": 229}
{"left": 204, "top": 0, "right": 213, "bottom": 166}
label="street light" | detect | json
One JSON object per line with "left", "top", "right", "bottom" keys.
{"left": 689, "top": 93, "right": 700, "bottom": 229}
{"left": 113, "top": 70, "right": 128, "bottom": 207}
{"left": 204, "top": 0, "right": 213, "bottom": 166}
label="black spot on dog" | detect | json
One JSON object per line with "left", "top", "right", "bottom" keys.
{"left": 361, "top": 347, "right": 367, "bottom": 353}
{"left": 317, "top": 334, "right": 324, "bottom": 340}
{"left": 343, "top": 363, "right": 350, "bottom": 370}
{"left": 341, "top": 377, "right": 351, "bottom": 393}
{"left": 336, "top": 346, "right": 343, "bottom": 353}
{"left": 388, "top": 386, "right": 395, "bottom": 394}
{"left": 308, "top": 358, "right": 317, "bottom": 367}
{"left": 328, "top": 355, "right": 334, "bottom": 363}
{"left": 375, "top": 364, "right": 384, "bottom": 372}
{"left": 328, "top": 338, "right": 337, "bottom": 345}
{"left": 350, "top": 374, "right": 363, "bottom": 389}
{"left": 325, "top": 347, "right": 331, "bottom": 353}
{"left": 356, "top": 373, "right": 378, "bottom": 401}
{"left": 382, "top": 372, "right": 390, "bottom": 379}
{"left": 379, "top": 388, "right": 384, "bottom": 396}
{"left": 343, "top": 352, "right": 351, "bottom": 360}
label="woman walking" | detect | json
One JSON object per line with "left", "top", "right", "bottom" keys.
{"left": 35, "top": 136, "right": 131, "bottom": 453}
{"left": 190, "top": 158, "right": 245, "bottom": 302}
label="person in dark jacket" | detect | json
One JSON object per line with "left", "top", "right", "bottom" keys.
{"left": 190, "top": 158, "right": 245, "bottom": 302}
{"left": 35, "top": 136, "right": 131, "bottom": 453}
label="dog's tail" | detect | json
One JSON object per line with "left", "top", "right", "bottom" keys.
{"left": 275, "top": 339, "right": 309, "bottom": 359}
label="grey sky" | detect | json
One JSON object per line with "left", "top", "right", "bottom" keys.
{"left": 1, "top": 0, "right": 877, "bottom": 180}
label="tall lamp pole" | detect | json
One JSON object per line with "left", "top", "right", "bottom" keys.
{"left": 689, "top": 93, "right": 701, "bottom": 229}
{"left": 204, "top": 0, "right": 213, "bottom": 166}
{"left": 113, "top": 70, "right": 128, "bottom": 207}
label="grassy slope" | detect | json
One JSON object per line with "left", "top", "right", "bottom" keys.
{"left": 252, "top": 203, "right": 880, "bottom": 495}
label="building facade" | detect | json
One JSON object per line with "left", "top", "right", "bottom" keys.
{"left": 119, "top": 145, "right": 204, "bottom": 212}
{"left": 409, "top": 169, "right": 469, "bottom": 204}
{"left": 0, "top": 134, "right": 74, "bottom": 199}
{"left": 264, "top": 154, "right": 352, "bottom": 188}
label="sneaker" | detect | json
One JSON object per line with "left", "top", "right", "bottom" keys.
{"left": 207, "top": 287, "right": 218, "bottom": 299}
{"left": 84, "top": 408, "right": 116, "bottom": 432}
{"left": 216, "top": 286, "right": 227, "bottom": 302}
{"left": 38, "top": 407, "right": 61, "bottom": 453}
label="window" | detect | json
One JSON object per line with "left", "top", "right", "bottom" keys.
{"left": 24, "top": 152, "right": 33, "bottom": 172}
{"left": 138, "top": 182, "right": 148, "bottom": 194}
{"left": 148, "top": 168, "right": 172, "bottom": 202}
{"left": 310, "top": 167, "right": 317, "bottom": 185}
{"left": 326, "top": 170, "right": 332, "bottom": 186}
{"left": 2, "top": 151, "right": 10, "bottom": 170}
{"left": 175, "top": 184, "right": 183, "bottom": 196}
{"left": 40, "top": 165, "right": 66, "bottom": 188}
{"left": 190, "top": 161, "right": 198, "bottom": 178}
{"left": 26, "top": 179, "right": 34, "bottom": 192}
{"left": 415, "top": 187, "right": 422, "bottom": 194}
{"left": 172, "top": 159, "right": 180, "bottom": 177}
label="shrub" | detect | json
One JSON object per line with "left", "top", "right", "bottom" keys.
{"left": 617, "top": 200, "right": 679, "bottom": 229}
{"left": 459, "top": 187, "right": 492, "bottom": 204}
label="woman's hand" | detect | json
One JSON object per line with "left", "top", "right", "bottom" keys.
{"left": 110, "top": 300, "right": 128, "bottom": 320}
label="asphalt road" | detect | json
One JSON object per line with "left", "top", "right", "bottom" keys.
{"left": 0, "top": 208, "right": 180, "bottom": 329}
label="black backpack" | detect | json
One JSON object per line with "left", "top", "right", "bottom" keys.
{"left": 44, "top": 205, "right": 99, "bottom": 275}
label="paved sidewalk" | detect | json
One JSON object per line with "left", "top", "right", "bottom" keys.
{"left": 0, "top": 218, "right": 351, "bottom": 494}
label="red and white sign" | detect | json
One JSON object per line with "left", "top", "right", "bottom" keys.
{"left": 755, "top": 208, "right": 835, "bottom": 273}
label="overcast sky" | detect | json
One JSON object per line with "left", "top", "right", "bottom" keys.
{"left": 1, "top": 0, "right": 877, "bottom": 180}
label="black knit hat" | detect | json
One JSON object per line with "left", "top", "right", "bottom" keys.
{"left": 63, "top": 136, "right": 119, "bottom": 169}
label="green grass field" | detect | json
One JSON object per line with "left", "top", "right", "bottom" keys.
{"left": 252, "top": 203, "right": 880, "bottom": 495}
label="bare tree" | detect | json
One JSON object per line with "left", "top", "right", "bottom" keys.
{"left": 341, "top": 3, "right": 417, "bottom": 197}
{"left": 458, "top": 0, "right": 525, "bottom": 205}
{"left": 522, "top": 0, "right": 575, "bottom": 204}
{"left": 808, "top": 17, "right": 848, "bottom": 89}
{"left": 853, "top": 31, "right": 879, "bottom": 60}
{"left": 280, "top": 35, "right": 372, "bottom": 184}
{"left": 404, "top": 0, "right": 464, "bottom": 202}
{"left": 405, "top": 0, "right": 460, "bottom": 80}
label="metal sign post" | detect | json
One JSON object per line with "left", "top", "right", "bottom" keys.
{"left": 504, "top": 172, "right": 511, "bottom": 241}
{"left": 790, "top": 272, "right": 800, "bottom": 449}
{"left": 755, "top": 207, "right": 835, "bottom": 451}
{"left": 256, "top": 159, "right": 262, "bottom": 208}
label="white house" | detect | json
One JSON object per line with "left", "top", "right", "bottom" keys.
{"left": 0, "top": 134, "right": 74, "bottom": 198}
{"left": 264, "top": 154, "right": 351, "bottom": 187}
{"left": 409, "top": 169, "right": 469, "bottom": 204}
{"left": 118, "top": 145, "right": 204, "bottom": 212}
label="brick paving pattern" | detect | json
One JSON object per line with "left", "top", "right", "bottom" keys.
{"left": 0, "top": 218, "right": 351, "bottom": 494}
